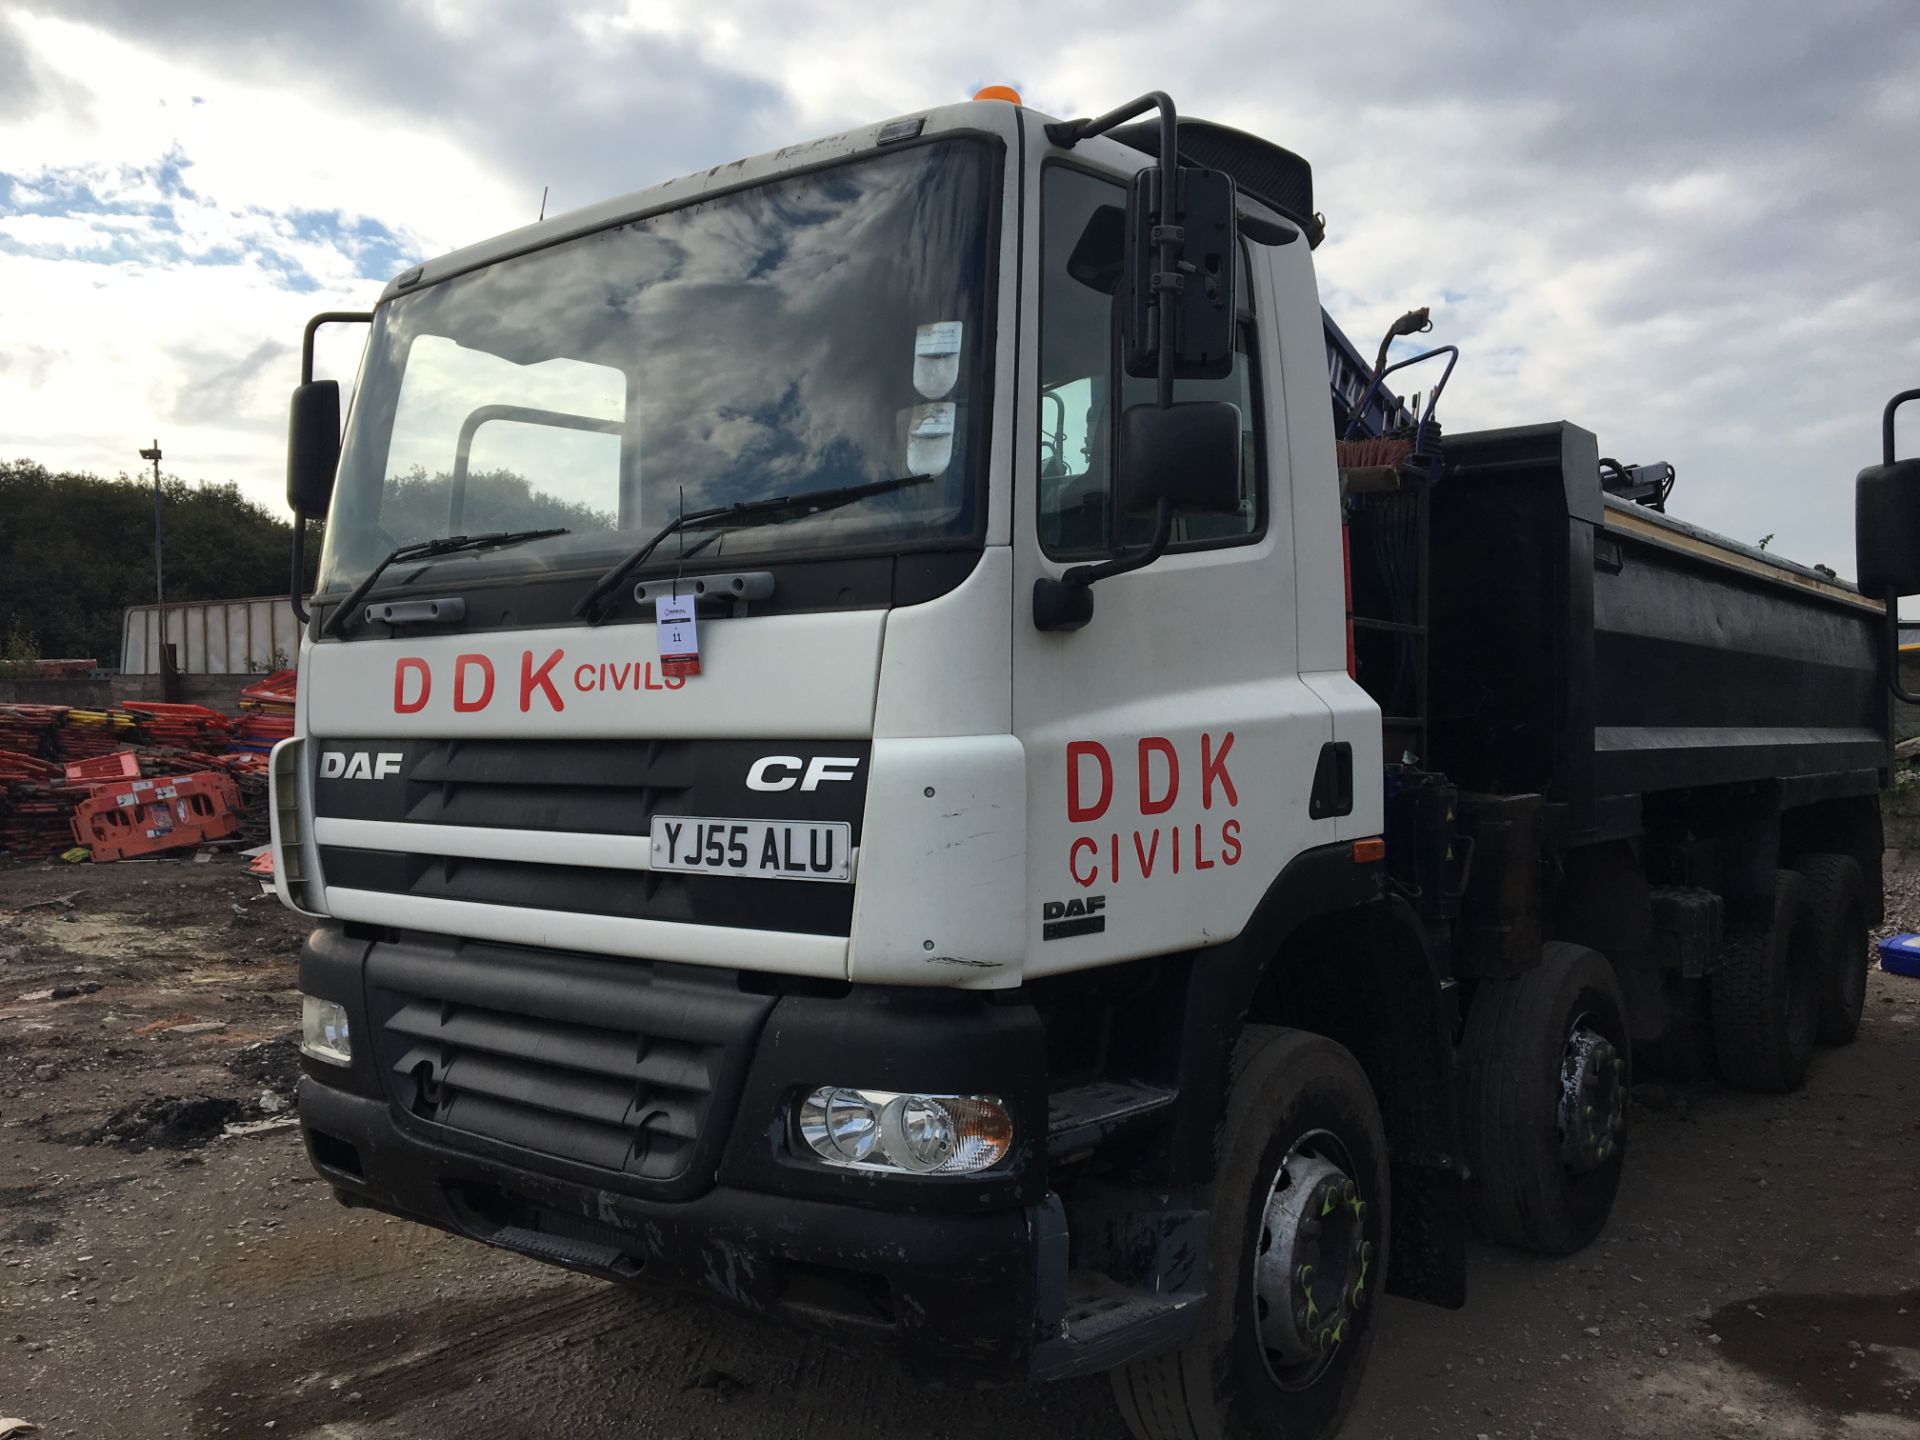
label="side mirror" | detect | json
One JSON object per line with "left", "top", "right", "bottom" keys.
{"left": 1123, "top": 164, "right": 1237, "bottom": 381}
{"left": 287, "top": 379, "right": 342, "bottom": 518}
{"left": 1117, "top": 401, "right": 1243, "bottom": 516}
{"left": 1855, "top": 389, "right": 1920, "bottom": 705}
{"left": 1856, "top": 458, "right": 1920, "bottom": 600}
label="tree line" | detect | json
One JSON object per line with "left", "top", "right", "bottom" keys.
{"left": 0, "top": 459, "right": 319, "bottom": 670}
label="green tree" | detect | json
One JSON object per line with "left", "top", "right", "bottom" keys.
{"left": 0, "top": 619, "right": 39, "bottom": 679}
{"left": 379, "top": 464, "right": 615, "bottom": 539}
{"left": 0, "top": 459, "right": 320, "bottom": 667}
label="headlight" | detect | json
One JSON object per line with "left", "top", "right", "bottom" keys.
{"left": 793, "top": 1087, "right": 1011, "bottom": 1175}
{"left": 300, "top": 995, "right": 352, "bottom": 1067}
{"left": 796, "top": 1087, "right": 881, "bottom": 1164}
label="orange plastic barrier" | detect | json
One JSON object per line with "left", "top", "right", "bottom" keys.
{"left": 70, "top": 772, "right": 243, "bottom": 861}
{"left": 63, "top": 751, "right": 143, "bottom": 785}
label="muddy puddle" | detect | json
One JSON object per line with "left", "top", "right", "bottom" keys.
{"left": 1708, "top": 1289, "right": 1920, "bottom": 1418}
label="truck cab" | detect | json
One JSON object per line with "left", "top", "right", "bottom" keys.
{"left": 276, "top": 92, "right": 1892, "bottom": 1440}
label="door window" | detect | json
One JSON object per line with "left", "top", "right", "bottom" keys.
{"left": 1037, "top": 165, "right": 1263, "bottom": 558}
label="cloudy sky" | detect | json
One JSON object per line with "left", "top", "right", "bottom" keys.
{"left": 2, "top": 0, "right": 1916, "bottom": 582}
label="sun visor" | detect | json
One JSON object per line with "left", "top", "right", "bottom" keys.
{"left": 1110, "top": 117, "right": 1322, "bottom": 248}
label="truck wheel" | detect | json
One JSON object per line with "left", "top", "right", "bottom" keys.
{"left": 1461, "top": 943, "right": 1629, "bottom": 1255}
{"left": 1792, "top": 853, "right": 1869, "bottom": 1046}
{"left": 1111, "top": 1027, "right": 1388, "bottom": 1440}
{"left": 1712, "top": 870, "right": 1819, "bottom": 1092}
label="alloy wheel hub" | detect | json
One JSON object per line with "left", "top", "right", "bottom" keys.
{"left": 1559, "top": 1023, "right": 1626, "bottom": 1173}
{"left": 1253, "top": 1148, "right": 1372, "bottom": 1375}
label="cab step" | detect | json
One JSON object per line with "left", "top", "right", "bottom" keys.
{"left": 1046, "top": 1080, "right": 1177, "bottom": 1160}
{"left": 1029, "top": 1271, "right": 1205, "bottom": 1381}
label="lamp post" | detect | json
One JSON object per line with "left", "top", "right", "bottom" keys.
{"left": 138, "top": 440, "right": 163, "bottom": 610}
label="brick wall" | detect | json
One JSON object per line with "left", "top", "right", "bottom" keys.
{"left": 0, "top": 674, "right": 260, "bottom": 713}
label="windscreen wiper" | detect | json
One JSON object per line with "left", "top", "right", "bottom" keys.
{"left": 573, "top": 474, "right": 930, "bottom": 625}
{"left": 322, "top": 528, "right": 568, "bottom": 638}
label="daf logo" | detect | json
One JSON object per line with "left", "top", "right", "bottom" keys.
{"left": 320, "top": 751, "right": 403, "bottom": 781}
{"left": 746, "top": 755, "right": 861, "bottom": 792}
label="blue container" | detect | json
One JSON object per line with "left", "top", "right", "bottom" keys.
{"left": 1875, "top": 933, "right": 1920, "bottom": 979}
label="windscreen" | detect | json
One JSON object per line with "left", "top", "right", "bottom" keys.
{"left": 317, "top": 139, "right": 997, "bottom": 594}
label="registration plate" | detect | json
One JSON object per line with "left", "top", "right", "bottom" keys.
{"left": 648, "top": 816, "right": 853, "bottom": 883}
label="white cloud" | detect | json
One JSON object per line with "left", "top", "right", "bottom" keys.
{"left": 0, "top": 7, "right": 537, "bottom": 503}
{"left": 0, "top": 210, "right": 122, "bottom": 250}
{"left": 0, "top": 12, "right": 520, "bottom": 243}
{"left": 0, "top": 0, "right": 1915, "bottom": 595}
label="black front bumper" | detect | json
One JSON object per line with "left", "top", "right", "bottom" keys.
{"left": 301, "top": 1083, "right": 1041, "bottom": 1369}
{"left": 297, "top": 924, "right": 1052, "bottom": 1374}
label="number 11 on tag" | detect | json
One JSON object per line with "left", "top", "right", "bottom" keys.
{"left": 657, "top": 593, "right": 701, "bottom": 677}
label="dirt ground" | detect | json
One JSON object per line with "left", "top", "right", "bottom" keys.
{"left": 1, "top": 856, "right": 1917, "bottom": 1440}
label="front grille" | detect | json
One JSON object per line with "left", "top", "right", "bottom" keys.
{"left": 327, "top": 738, "right": 699, "bottom": 835}
{"left": 321, "top": 847, "right": 859, "bottom": 935}
{"left": 367, "top": 937, "right": 774, "bottom": 1198}
{"left": 313, "top": 737, "right": 870, "bottom": 937}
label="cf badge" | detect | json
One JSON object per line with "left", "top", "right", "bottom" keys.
{"left": 746, "top": 756, "right": 862, "bottom": 792}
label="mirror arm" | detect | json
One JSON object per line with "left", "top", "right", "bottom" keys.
{"left": 1045, "top": 90, "right": 1182, "bottom": 408}
{"left": 291, "top": 519, "right": 311, "bottom": 624}
{"left": 1045, "top": 90, "right": 1176, "bottom": 156}
{"left": 1882, "top": 388, "right": 1920, "bottom": 465}
{"left": 290, "top": 311, "right": 371, "bottom": 627}
{"left": 1035, "top": 92, "right": 1196, "bottom": 631}
{"left": 302, "top": 310, "right": 372, "bottom": 384}
{"left": 1032, "top": 500, "right": 1172, "bottom": 632}
{"left": 1884, "top": 581, "right": 1920, "bottom": 707}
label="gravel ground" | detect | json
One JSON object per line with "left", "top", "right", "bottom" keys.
{"left": 1, "top": 855, "right": 1917, "bottom": 1439}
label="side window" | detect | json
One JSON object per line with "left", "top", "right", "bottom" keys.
{"left": 1037, "top": 166, "right": 1263, "bottom": 558}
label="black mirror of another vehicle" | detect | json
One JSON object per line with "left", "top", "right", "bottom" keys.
{"left": 1123, "top": 164, "right": 1237, "bottom": 381}
{"left": 1857, "top": 388, "right": 1920, "bottom": 601}
{"left": 287, "top": 379, "right": 342, "bottom": 518}
{"left": 1855, "top": 389, "right": 1920, "bottom": 704}
{"left": 1856, "top": 457, "right": 1920, "bottom": 600}
{"left": 1117, "top": 400, "right": 1243, "bottom": 516}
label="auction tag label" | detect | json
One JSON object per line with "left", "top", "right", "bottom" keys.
{"left": 657, "top": 592, "right": 701, "bottom": 678}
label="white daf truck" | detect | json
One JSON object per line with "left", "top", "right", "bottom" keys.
{"left": 275, "top": 90, "right": 1897, "bottom": 1439}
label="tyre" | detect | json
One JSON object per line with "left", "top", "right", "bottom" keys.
{"left": 1111, "top": 1027, "right": 1388, "bottom": 1440}
{"left": 1711, "top": 870, "right": 1819, "bottom": 1093}
{"left": 1461, "top": 943, "right": 1629, "bottom": 1255}
{"left": 1792, "top": 853, "right": 1869, "bottom": 1046}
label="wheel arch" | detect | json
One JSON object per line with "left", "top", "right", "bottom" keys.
{"left": 1155, "top": 843, "right": 1465, "bottom": 1307}
{"left": 1245, "top": 895, "right": 1467, "bottom": 1308}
